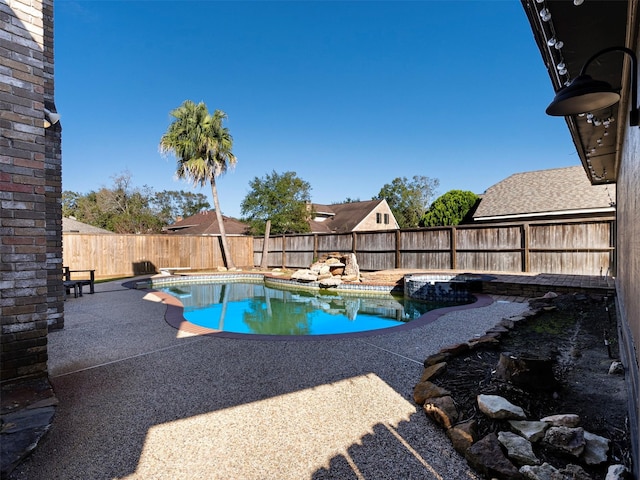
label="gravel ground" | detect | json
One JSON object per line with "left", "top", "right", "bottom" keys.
{"left": 9, "top": 279, "right": 529, "bottom": 480}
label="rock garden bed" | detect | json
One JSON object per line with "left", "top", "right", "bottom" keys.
{"left": 414, "top": 292, "right": 633, "bottom": 479}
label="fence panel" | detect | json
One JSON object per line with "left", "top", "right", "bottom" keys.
{"left": 66, "top": 218, "right": 615, "bottom": 278}
{"left": 63, "top": 234, "right": 253, "bottom": 279}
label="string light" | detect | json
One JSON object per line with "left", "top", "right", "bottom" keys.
{"left": 535, "top": 1, "right": 570, "bottom": 85}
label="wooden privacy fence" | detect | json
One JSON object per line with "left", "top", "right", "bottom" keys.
{"left": 63, "top": 217, "right": 615, "bottom": 279}
{"left": 62, "top": 234, "right": 254, "bottom": 280}
{"left": 253, "top": 218, "right": 615, "bottom": 276}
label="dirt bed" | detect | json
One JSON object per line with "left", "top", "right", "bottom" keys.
{"left": 430, "top": 293, "right": 632, "bottom": 478}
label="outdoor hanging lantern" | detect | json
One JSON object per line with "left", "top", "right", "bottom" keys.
{"left": 546, "top": 46, "right": 639, "bottom": 127}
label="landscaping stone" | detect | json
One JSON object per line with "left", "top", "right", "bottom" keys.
{"left": 413, "top": 381, "right": 450, "bottom": 406}
{"left": 447, "top": 419, "right": 477, "bottom": 455}
{"left": 508, "top": 420, "right": 549, "bottom": 443}
{"left": 477, "top": 394, "right": 527, "bottom": 420}
{"left": 540, "top": 414, "right": 580, "bottom": 428}
{"left": 423, "top": 352, "right": 451, "bottom": 367}
{"left": 498, "top": 431, "right": 540, "bottom": 466}
{"left": 581, "top": 431, "right": 610, "bottom": 465}
{"left": 419, "top": 362, "right": 447, "bottom": 383}
{"left": 519, "top": 462, "right": 559, "bottom": 480}
{"left": 543, "top": 426, "right": 585, "bottom": 457}
{"left": 605, "top": 464, "right": 629, "bottom": 480}
{"left": 423, "top": 396, "right": 458, "bottom": 429}
{"left": 465, "top": 433, "right": 523, "bottom": 480}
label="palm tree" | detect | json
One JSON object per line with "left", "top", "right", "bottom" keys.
{"left": 160, "top": 100, "right": 237, "bottom": 269}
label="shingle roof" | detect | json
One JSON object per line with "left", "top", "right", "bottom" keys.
{"left": 63, "top": 217, "right": 114, "bottom": 234}
{"left": 165, "top": 211, "right": 250, "bottom": 235}
{"left": 473, "top": 166, "right": 616, "bottom": 220}
{"left": 310, "top": 199, "right": 386, "bottom": 233}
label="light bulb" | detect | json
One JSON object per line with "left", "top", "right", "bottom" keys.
{"left": 554, "top": 41, "right": 564, "bottom": 49}
{"left": 556, "top": 62, "right": 565, "bottom": 70}
{"left": 547, "top": 37, "right": 557, "bottom": 47}
{"left": 540, "top": 8, "right": 551, "bottom": 21}
{"left": 574, "top": 0, "right": 584, "bottom": 5}
{"left": 594, "top": 119, "right": 602, "bottom": 126}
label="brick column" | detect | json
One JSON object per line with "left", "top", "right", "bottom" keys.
{"left": 1, "top": 0, "right": 61, "bottom": 382}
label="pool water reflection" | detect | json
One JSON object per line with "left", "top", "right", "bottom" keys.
{"left": 161, "top": 281, "right": 472, "bottom": 336}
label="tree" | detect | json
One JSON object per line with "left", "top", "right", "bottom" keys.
{"left": 160, "top": 100, "right": 237, "bottom": 268}
{"left": 152, "top": 190, "right": 211, "bottom": 224}
{"left": 374, "top": 175, "right": 439, "bottom": 228}
{"left": 420, "top": 190, "right": 480, "bottom": 227}
{"left": 240, "top": 170, "right": 312, "bottom": 235}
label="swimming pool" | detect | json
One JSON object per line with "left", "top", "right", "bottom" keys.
{"left": 159, "top": 280, "right": 473, "bottom": 336}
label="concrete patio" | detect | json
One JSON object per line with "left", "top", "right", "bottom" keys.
{"left": 4, "top": 273, "right": 611, "bottom": 479}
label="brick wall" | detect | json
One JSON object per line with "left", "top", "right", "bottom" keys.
{"left": 1, "top": 0, "right": 62, "bottom": 382}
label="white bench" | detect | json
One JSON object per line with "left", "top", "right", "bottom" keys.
{"left": 159, "top": 267, "right": 192, "bottom": 276}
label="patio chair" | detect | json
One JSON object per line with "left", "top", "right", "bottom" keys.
{"left": 63, "top": 267, "right": 95, "bottom": 296}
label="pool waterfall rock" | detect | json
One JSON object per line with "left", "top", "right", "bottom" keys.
{"left": 290, "top": 252, "right": 360, "bottom": 287}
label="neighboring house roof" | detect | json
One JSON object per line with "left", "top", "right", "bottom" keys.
{"left": 63, "top": 217, "right": 114, "bottom": 234}
{"left": 164, "top": 211, "right": 250, "bottom": 235}
{"left": 473, "top": 166, "right": 616, "bottom": 222}
{"left": 309, "top": 199, "right": 395, "bottom": 233}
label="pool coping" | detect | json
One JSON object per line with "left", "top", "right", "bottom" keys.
{"left": 132, "top": 274, "right": 495, "bottom": 340}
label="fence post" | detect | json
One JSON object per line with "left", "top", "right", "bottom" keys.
{"left": 522, "top": 223, "right": 530, "bottom": 272}
{"left": 282, "top": 234, "right": 286, "bottom": 269}
{"left": 351, "top": 232, "right": 357, "bottom": 254}
{"left": 395, "top": 230, "right": 401, "bottom": 268}
{"left": 450, "top": 227, "right": 457, "bottom": 270}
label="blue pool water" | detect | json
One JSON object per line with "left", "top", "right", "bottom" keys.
{"left": 160, "top": 281, "right": 472, "bottom": 336}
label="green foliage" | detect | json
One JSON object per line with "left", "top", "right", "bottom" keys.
{"left": 240, "top": 170, "right": 312, "bottom": 235}
{"left": 152, "top": 190, "right": 210, "bottom": 224}
{"left": 374, "top": 175, "right": 439, "bottom": 228}
{"left": 420, "top": 190, "right": 479, "bottom": 227}
{"left": 62, "top": 172, "right": 211, "bottom": 233}
{"left": 159, "top": 100, "right": 236, "bottom": 188}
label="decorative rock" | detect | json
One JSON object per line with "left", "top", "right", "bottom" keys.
{"left": 419, "top": 362, "right": 447, "bottom": 383}
{"left": 558, "top": 464, "right": 592, "bottom": 479}
{"left": 446, "top": 419, "right": 476, "bottom": 455}
{"left": 477, "top": 394, "right": 527, "bottom": 420}
{"left": 319, "top": 277, "right": 342, "bottom": 288}
{"left": 543, "top": 426, "right": 585, "bottom": 457}
{"left": 413, "top": 381, "right": 450, "bottom": 406}
{"left": 498, "top": 431, "right": 540, "bottom": 466}
{"left": 423, "top": 352, "right": 451, "bottom": 367}
{"left": 540, "top": 414, "right": 580, "bottom": 428}
{"left": 468, "top": 334, "right": 501, "bottom": 349}
{"left": 341, "top": 274, "right": 359, "bottom": 282}
{"left": 465, "top": 433, "right": 522, "bottom": 480}
{"left": 291, "top": 269, "right": 318, "bottom": 282}
{"left": 519, "top": 462, "right": 560, "bottom": 480}
{"left": 605, "top": 464, "right": 629, "bottom": 480}
{"left": 498, "top": 319, "right": 515, "bottom": 329}
{"left": 440, "top": 342, "right": 470, "bottom": 356}
{"left": 343, "top": 253, "right": 360, "bottom": 279}
{"left": 423, "top": 396, "right": 459, "bottom": 429}
{"left": 608, "top": 361, "right": 624, "bottom": 375}
{"left": 508, "top": 420, "right": 549, "bottom": 443}
{"left": 581, "top": 431, "right": 610, "bottom": 465}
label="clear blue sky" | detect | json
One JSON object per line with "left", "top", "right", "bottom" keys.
{"left": 56, "top": 0, "right": 578, "bottom": 218}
